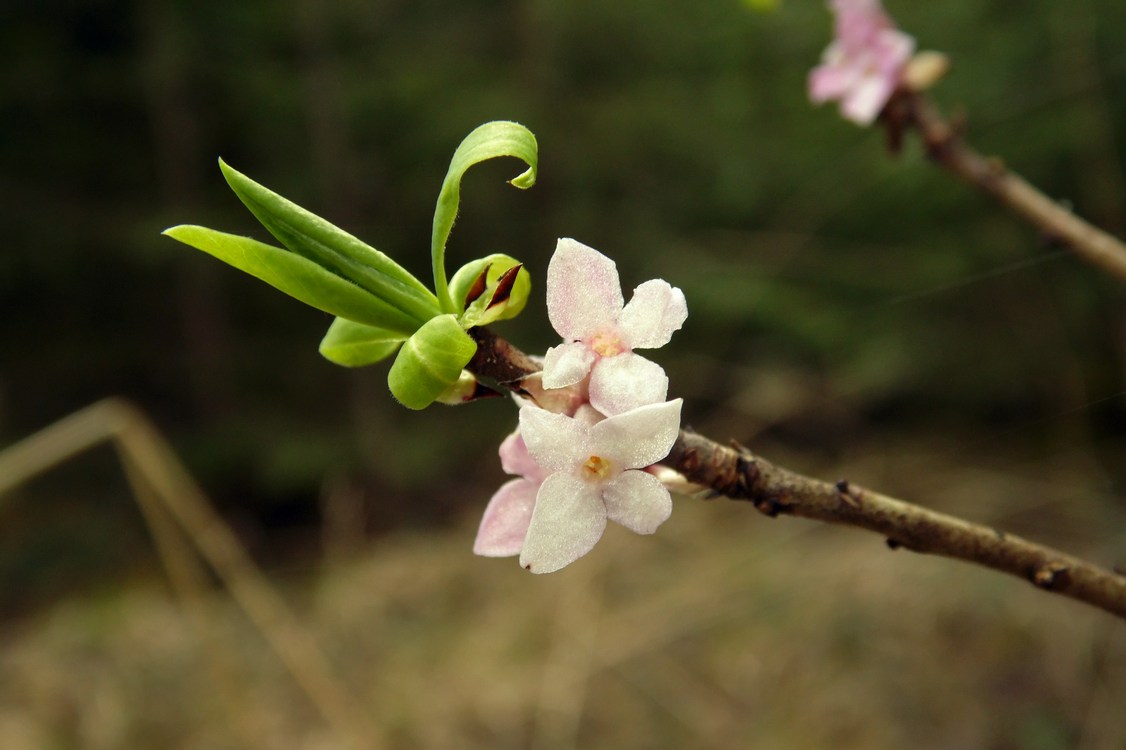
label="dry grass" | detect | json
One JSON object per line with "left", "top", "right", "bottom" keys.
{"left": 1, "top": 433, "right": 1124, "bottom": 750}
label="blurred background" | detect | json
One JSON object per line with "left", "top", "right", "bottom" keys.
{"left": 2, "top": 0, "right": 1125, "bottom": 747}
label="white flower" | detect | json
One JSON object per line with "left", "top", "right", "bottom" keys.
{"left": 543, "top": 238, "right": 687, "bottom": 416}
{"left": 516, "top": 399, "right": 682, "bottom": 574}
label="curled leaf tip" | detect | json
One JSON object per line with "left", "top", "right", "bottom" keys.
{"left": 431, "top": 121, "right": 539, "bottom": 313}
{"left": 508, "top": 166, "right": 537, "bottom": 190}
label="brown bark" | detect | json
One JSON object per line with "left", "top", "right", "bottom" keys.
{"left": 891, "top": 91, "right": 1126, "bottom": 284}
{"left": 468, "top": 329, "right": 1126, "bottom": 621}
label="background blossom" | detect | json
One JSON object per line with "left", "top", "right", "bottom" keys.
{"left": 809, "top": 0, "right": 915, "bottom": 125}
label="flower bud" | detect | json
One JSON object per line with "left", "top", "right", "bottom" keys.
{"left": 388, "top": 314, "right": 478, "bottom": 409}
{"left": 903, "top": 51, "right": 951, "bottom": 92}
{"left": 450, "top": 254, "right": 532, "bottom": 327}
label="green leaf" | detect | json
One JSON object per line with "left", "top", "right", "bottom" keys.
{"left": 163, "top": 225, "right": 421, "bottom": 334}
{"left": 387, "top": 314, "right": 478, "bottom": 410}
{"left": 219, "top": 159, "right": 440, "bottom": 327}
{"left": 319, "top": 318, "right": 406, "bottom": 367}
{"left": 450, "top": 254, "right": 532, "bottom": 328}
{"left": 431, "top": 121, "right": 538, "bottom": 314}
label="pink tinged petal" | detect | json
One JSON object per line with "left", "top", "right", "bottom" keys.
{"left": 474, "top": 479, "right": 538, "bottom": 557}
{"left": 840, "top": 73, "right": 892, "bottom": 125}
{"left": 589, "top": 353, "right": 669, "bottom": 416}
{"left": 519, "top": 473, "right": 607, "bottom": 574}
{"left": 499, "top": 430, "right": 547, "bottom": 481}
{"left": 877, "top": 28, "right": 915, "bottom": 69}
{"left": 519, "top": 406, "right": 590, "bottom": 472}
{"left": 546, "top": 238, "right": 624, "bottom": 341}
{"left": 542, "top": 341, "right": 597, "bottom": 389}
{"left": 809, "top": 60, "right": 856, "bottom": 103}
{"left": 519, "top": 373, "right": 589, "bottom": 416}
{"left": 602, "top": 470, "right": 673, "bottom": 535}
{"left": 831, "top": 0, "right": 880, "bottom": 15}
{"left": 590, "top": 398, "right": 682, "bottom": 469}
{"left": 618, "top": 280, "right": 688, "bottom": 350}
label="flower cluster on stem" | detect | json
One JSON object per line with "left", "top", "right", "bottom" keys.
{"left": 474, "top": 238, "right": 687, "bottom": 573}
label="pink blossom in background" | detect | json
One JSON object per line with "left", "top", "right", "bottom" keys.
{"left": 515, "top": 399, "right": 682, "bottom": 574}
{"left": 809, "top": 0, "right": 915, "bottom": 125}
{"left": 542, "top": 238, "right": 687, "bottom": 416}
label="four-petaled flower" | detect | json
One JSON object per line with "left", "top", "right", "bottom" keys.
{"left": 808, "top": 0, "right": 915, "bottom": 126}
{"left": 543, "top": 238, "right": 687, "bottom": 416}
{"left": 515, "top": 399, "right": 682, "bottom": 574}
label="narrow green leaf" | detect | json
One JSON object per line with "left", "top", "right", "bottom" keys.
{"left": 219, "top": 159, "right": 440, "bottom": 326}
{"left": 387, "top": 314, "right": 478, "bottom": 410}
{"left": 319, "top": 318, "right": 406, "bottom": 367}
{"left": 432, "top": 122, "right": 538, "bottom": 314}
{"left": 163, "top": 225, "right": 420, "bottom": 335}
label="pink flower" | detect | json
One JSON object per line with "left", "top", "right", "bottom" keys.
{"left": 809, "top": 0, "right": 915, "bottom": 126}
{"left": 542, "top": 238, "right": 687, "bottom": 416}
{"left": 473, "top": 430, "right": 546, "bottom": 557}
{"left": 515, "top": 399, "right": 682, "bottom": 574}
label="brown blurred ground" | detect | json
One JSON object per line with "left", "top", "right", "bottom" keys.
{"left": 1, "top": 425, "right": 1122, "bottom": 749}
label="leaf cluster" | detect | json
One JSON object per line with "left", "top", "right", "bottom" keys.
{"left": 164, "top": 122, "right": 538, "bottom": 409}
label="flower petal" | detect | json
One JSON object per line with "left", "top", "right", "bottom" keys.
{"left": 809, "top": 59, "right": 856, "bottom": 103}
{"left": 474, "top": 478, "right": 537, "bottom": 557}
{"left": 809, "top": 0, "right": 914, "bottom": 126}
{"left": 591, "top": 398, "right": 682, "bottom": 469}
{"left": 602, "top": 470, "right": 672, "bottom": 535}
{"left": 877, "top": 28, "right": 915, "bottom": 69}
{"left": 618, "top": 280, "right": 688, "bottom": 350}
{"left": 519, "top": 372, "right": 589, "bottom": 416}
{"left": 839, "top": 72, "right": 892, "bottom": 125}
{"left": 589, "top": 353, "right": 669, "bottom": 416}
{"left": 542, "top": 341, "right": 596, "bottom": 389}
{"left": 519, "top": 406, "right": 590, "bottom": 473}
{"left": 546, "top": 238, "right": 624, "bottom": 341}
{"left": 519, "top": 472, "right": 607, "bottom": 574}
{"left": 572, "top": 403, "right": 606, "bottom": 427}
{"left": 499, "top": 430, "right": 547, "bottom": 481}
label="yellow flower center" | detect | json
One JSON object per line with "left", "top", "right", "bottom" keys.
{"left": 590, "top": 330, "right": 624, "bottom": 357}
{"left": 581, "top": 455, "right": 612, "bottom": 481}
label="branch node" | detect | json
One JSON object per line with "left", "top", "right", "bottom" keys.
{"left": 754, "top": 495, "right": 789, "bottom": 518}
{"left": 680, "top": 447, "right": 701, "bottom": 473}
{"left": 1031, "top": 562, "right": 1071, "bottom": 591}
{"left": 835, "top": 479, "right": 863, "bottom": 508}
{"left": 735, "top": 451, "right": 760, "bottom": 498}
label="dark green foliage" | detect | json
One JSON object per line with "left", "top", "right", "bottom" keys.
{"left": 2, "top": 0, "right": 1125, "bottom": 582}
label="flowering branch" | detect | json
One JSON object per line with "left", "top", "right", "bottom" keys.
{"left": 166, "top": 120, "right": 1125, "bottom": 615}
{"left": 887, "top": 90, "right": 1126, "bottom": 284}
{"left": 467, "top": 328, "right": 1126, "bottom": 621}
